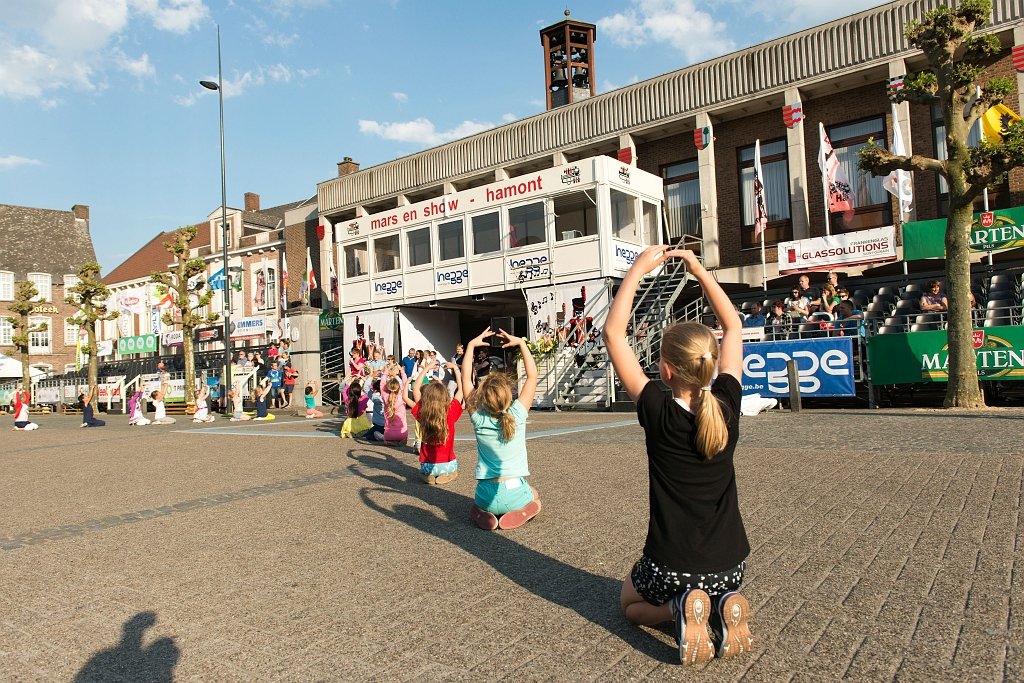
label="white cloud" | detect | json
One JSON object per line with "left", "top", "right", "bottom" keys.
{"left": 358, "top": 118, "right": 497, "bottom": 146}
{"left": 0, "top": 0, "right": 208, "bottom": 102}
{"left": 296, "top": 67, "right": 319, "bottom": 79}
{"left": 0, "top": 155, "right": 44, "bottom": 170}
{"left": 500, "top": 113, "right": 516, "bottom": 123}
{"left": 392, "top": 92, "right": 408, "bottom": 103}
{"left": 267, "top": 64, "right": 292, "bottom": 82}
{"left": 114, "top": 50, "right": 156, "bottom": 78}
{"left": 263, "top": 32, "right": 299, "bottom": 48}
{"left": 598, "top": 0, "right": 734, "bottom": 64}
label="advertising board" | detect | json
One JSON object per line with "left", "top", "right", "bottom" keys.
{"left": 741, "top": 337, "right": 856, "bottom": 398}
{"left": 868, "top": 326, "right": 1024, "bottom": 384}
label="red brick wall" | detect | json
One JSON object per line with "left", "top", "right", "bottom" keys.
{"left": 0, "top": 285, "right": 86, "bottom": 375}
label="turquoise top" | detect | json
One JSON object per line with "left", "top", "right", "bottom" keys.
{"left": 471, "top": 401, "right": 530, "bottom": 480}
{"left": 304, "top": 394, "right": 315, "bottom": 409}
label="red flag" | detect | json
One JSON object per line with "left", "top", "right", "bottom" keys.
{"left": 818, "top": 123, "right": 855, "bottom": 223}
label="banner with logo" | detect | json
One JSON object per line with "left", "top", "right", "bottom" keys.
{"left": 868, "top": 326, "right": 1024, "bottom": 384}
{"left": 524, "top": 279, "right": 609, "bottom": 344}
{"left": 140, "top": 373, "right": 186, "bottom": 403}
{"left": 741, "top": 337, "right": 856, "bottom": 397}
{"left": 96, "top": 340, "right": 114, "bottom": 357}
{"left": 161, "top": 331, "right": 184, "bottom": 347}
{"left": 117, "top": 334, "right": 158, "bottom": 355}
{"left": 319, "top": 308, "right": 343, "bottom": 331}
{"left": 194, "top": 327, "right": 223, "bottom": 344}
{"left": 229, "top": 316, "right": 266, "bottom": 339}
{"left": 903, "top": 206, "right": 1024, "bottom": 260}
{"left": 777, "top": 226, "right": 896, "bottom": 273}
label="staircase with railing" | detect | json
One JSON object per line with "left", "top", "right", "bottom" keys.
{"left": 553, "top": 235, "right": 703, "bottom": 410}
{"left": 319, "top": 345, "right": 347, "bottom": 407}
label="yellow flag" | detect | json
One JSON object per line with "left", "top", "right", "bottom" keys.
{"left": 981, "top": 103, "right": 1022, "bottom": 143}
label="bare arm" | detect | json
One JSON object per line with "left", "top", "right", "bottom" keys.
{"left": 685, "top": 252, "right": 742, "bottom": 382}
{"left": 412, "top": 361, "right": 433, "bottom": 403}
{"left": 505, "top": 331, "right": 538, "bottom": 412}
{"left": 461, "top": 327, "right": 492, "bottom": 410}
{"left": 449, "top": 362, "right": 465, "bottom": 404}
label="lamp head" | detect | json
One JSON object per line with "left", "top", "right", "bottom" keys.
{"left": 199, "top": 80, "right": 220, "bottom": 91}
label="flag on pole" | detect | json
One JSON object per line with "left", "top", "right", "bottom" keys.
{"left": 882, "top": 104, "right": 913, "bottom": 217}
{"left": 207, "top": 266, "right": 226, "bottom": 291}
{"left": 280, "top": 252, "right": 289, "bottom": 309}
{"left": 752, "top": 140, "right": 768, "bottom": 239}
{"left": 75, "top": 329, "right": 83, "bottom": 371}
{"left": 818, "top": 123, "right": 855, "bottom": 222}
{"left": 305, "top": 247, "right": 317, "bottom": 293}
{"left": 328, "top": 248, "right": 339, "bottom": 306}
{"left": 981, "top": 103, "right": 1022, "bottom": 143}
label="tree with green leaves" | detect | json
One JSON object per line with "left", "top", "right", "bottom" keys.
{"left": 5, "top": 281, "right": 47, "bottom": 389}
{"left": 150, "top": 225, "right": 219, "bottom": 405}
{"left": 859, "top": 0, "right": 1024, "bottom": 408}
{"left": 66, "top": 261, "right": 119, "bottom": 388}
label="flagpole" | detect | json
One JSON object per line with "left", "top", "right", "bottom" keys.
{"left": 760, "top": 228, "right": 767, "bottom": 291}
{"left": 975, "top": 87, "right": 993, "bottom": 270}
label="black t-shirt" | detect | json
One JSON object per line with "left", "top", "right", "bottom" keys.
{"left": 636, "top": 374, "right": 749, "bottom": 573}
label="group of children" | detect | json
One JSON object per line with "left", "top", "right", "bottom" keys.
{"left": 10, "top": 246, "right": 753, "bottom": 666}
{"left": 339, "top": 326, "right": 542, "bottom": 530}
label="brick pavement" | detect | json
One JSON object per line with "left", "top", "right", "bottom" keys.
{"left": 0, "top": 407, "right": 1021, "bottom": 681}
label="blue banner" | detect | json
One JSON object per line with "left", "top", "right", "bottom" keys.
{"left": 208, "top": 267, "right": 226, "bottom": 291}
{"left": 741, "top": 337, "right": 856, "bottom": 398}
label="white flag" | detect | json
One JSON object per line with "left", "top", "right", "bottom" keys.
{"left": 883, "top": 103, "right": 913, "bottom": 217}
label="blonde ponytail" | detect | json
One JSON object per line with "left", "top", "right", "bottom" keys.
{"left": 661, "top": 322, "right": 730, "bottom": 459}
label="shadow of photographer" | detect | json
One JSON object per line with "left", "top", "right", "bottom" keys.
{"left": 74, "top": 611, "right": 179, "bottom": 682}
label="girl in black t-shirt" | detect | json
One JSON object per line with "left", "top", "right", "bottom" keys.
{"left": 605, "top": 246, "right": 752, "bottom": 667}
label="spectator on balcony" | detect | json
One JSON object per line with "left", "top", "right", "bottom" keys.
{"left": 821, "top": 273, "right": 842, "bottom": 317}
{"left": 235, "top": 350, "right": 250, "bottom": 368}
{"left": 765, "top": 301, "right": 791, "bottom": 340}
{"left": 835, "top": 300, "right": 865, "bottom": 336}
{"left": 798, "top": 274, "right": 821, "bottom": 313}
{"left": 785, "top": 288, "right": 810, "bottom": 321}
{"left": 742, "top": 302, "right": 766, "bottom": 328}
{"left": 921, "top": 280, "right": 948, "bottom": 312}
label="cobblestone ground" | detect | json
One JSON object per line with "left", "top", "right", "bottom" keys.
{"left": 0, "top": 406, "right": 1021, "bottom": 682}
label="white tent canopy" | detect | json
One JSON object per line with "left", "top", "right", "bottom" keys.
{"left": 0, "top": 354, "right": 46, "bottom": 381}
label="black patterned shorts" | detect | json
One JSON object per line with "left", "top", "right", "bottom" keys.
{"left": 630, "top": 555, "right": 745, "bottom": 607}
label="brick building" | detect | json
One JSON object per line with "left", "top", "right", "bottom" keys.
{"left": 103, "top": 192, "right": 315, "bottom": 360}
{"left": 316, "top": 1, "right": 1024, "bottom": 295}
{"left": 0, "top": 203, "right": 99, "bottom": 377}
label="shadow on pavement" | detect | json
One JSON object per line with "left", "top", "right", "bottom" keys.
{"left": 346, "top": 446, "right": 674, "bottom": 663}
{"left": 74, "top": 611, "right": 179, "bottom": 683}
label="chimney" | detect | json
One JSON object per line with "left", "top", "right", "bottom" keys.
{"left": 71, "top": 204, "right": 90, "bottom": 220}
{"left": 337, "top": 156, "right": 360, "bottom": 177}
{"left": 244, "top": 192, "right": 260, "bottom": 212}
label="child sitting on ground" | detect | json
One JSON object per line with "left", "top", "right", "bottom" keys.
{"left": 605, "top": 246, "right": 752, "bottom": 667}
{"left": 339, "top": 374, "right": 371, "bottom": 437}
{"left": 253, "top": 380, "right": 275, "bottom": 421}
{"left": 228, "top": 389, "right": 251, "bottom": 421}
{"left": 304, "top": 381, "right": 324, "bottom": 419}
{"left": 79, "top": 386, "right": 106, "bottom": 428}
{"left": 365, "top": 378, "right": 386, "bottom": 440}
{"left": 380, "top": 368, "right": 410, "bottom": 445}
{"left": 128, "top": 388, "right": 150, "bottom": 426}
{"left": 193, "top": 383, "right": 216, "bottom": 423}
{"left": 11, "top": 386, "right": 38, "bottom": 431}
{"left": 462, "top": 326, "right": 541, "bottom": 530}
{"left": 409, "top": 359, "right": 464, "bottom": 485}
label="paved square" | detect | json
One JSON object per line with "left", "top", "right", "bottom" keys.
{"left": 1, "top": 407, "right": 1022, "bottom": 681}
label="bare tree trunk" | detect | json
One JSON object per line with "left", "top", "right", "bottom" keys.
{"left": 183, "top": 334, "right": 196, "bottom": 405}
{"left": 944, "top": 202, "right": 985, "bottom": 407}
{"left": 21, "top": 349, "right": 30, "bottom": 391}
{"left": 87, "top": 322, "right": 98, "bottom": 388}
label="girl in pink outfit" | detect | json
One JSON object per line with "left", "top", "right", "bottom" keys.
{"left": 380, "top": 368, "right": 411, "bottom": 445}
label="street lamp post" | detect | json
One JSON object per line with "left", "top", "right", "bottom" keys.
{"left": 200, "top": 24, "right": 231, "bottom": 414}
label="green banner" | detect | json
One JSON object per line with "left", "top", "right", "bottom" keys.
{"left": 868, "top": 325, "right": 1024, "bottom": 384}
{"left": 117, "top": 334, "right": 157, "bottom": 355}
{"left": 903, "top": 205, "right": 1024, "bottom": 260}
{"left": 319, "top": 308, "right": 342, "bottom": 330}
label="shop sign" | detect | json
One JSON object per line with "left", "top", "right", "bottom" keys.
{"left": 161, "top": 331, "right": 184, "bottom": 346}
{"left": 777, "top": 226, "right": 896, "bottom": 273}
{"left": 741, "top": 337, "right": 855, "bottom": 397}
{"left": 194, "top": 327, "right": 223, "bottom": 344}
{"left": 30, "top": 304, "right": 60, "bottom": 314}
{"left": 903, "top": 206, "right": 1024, "bottom": 260}
{"left": 319, "top": 308, "right": 343, "bottom": 330}
{"left": 868, "top": 325, "right": 1024, "bottom": 384}
{"left": 611, "top": 241, "right": 640, "bottom": 271}
{"left": 117, "top": 334, "right": 158, "bottom": 355}
{"left": 229, "top": 316, "right": 266, "bottom": 339}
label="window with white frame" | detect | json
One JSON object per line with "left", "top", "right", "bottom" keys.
{"left": 408, "top": 226, "right": 432, "bottom": 267}
{"left": 345, "top": 241, "right": 368, "bottom": 278}
{"left": 64, "top": 319, "right": 81, "bottom": 346}
{"left": 554, "top": 192, "right": 597, "bottom": 241}
{"left": 0, "top": 271, "right": 13, "bottom": 300}
{"left": 0, "top": 318, "right": 12, "bottom": 346}
{"left": 507, "top": 201, "right": 546, "bottom": 248}
{"left": 437, "top": 220, "right": 464, "bottom": 261}
{"left": 28, "top": 273, "right": 52, "bottom": 302}
{"left": 932, "top": 104, "right": 1009, "bottom": 216}
{"left": 663, "top": 159, "right": 701, "bottom": 239}
{"left": 610, "top": 189, "right": 639, "bottom": 242}
{"left": 827, "top": 117, "right": 892, "bottom": 233}
{"left": 252, "top": 265, "right": 277, "bottom": 311}
{"left": 374, "top": 234, "right": 401, "bottom": 273}
{"left": 29, "top": 316, "right": 50, "bottom": 353}
{"left": 472, "top": 212, "right": 501, "bottom": 255}
{"left": 64, "top": 274, "right": 81, "bottom": 303}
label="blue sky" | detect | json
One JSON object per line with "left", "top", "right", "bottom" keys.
{"left": 0, "top": 0, "right": 883, "bottom": 274}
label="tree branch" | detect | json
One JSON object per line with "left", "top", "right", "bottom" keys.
{"left": 859, "top": 143, "right": 945, "bottom": 177}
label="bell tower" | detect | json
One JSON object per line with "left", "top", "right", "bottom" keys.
{"left": 541, "top": 10, "right": 596, "bottom": 110}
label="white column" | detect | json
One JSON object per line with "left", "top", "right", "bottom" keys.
{"left": 695, "top": 112, "right": 720, "bottom": 268}
{"left": 889, "top": 59, "right": 917, "bottom": 221}
{"left": 552, "top": 151, "right": 567, "bottom": 167}
{"left": 785, "top": 87, "right": 810, "bottom": 240}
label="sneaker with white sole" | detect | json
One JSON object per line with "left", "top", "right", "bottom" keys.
{"left": 671, "top": 589, "right": 715, "bottom": 666}
{"left": 714, "top": 591, "right": 752, "bottom": 659}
